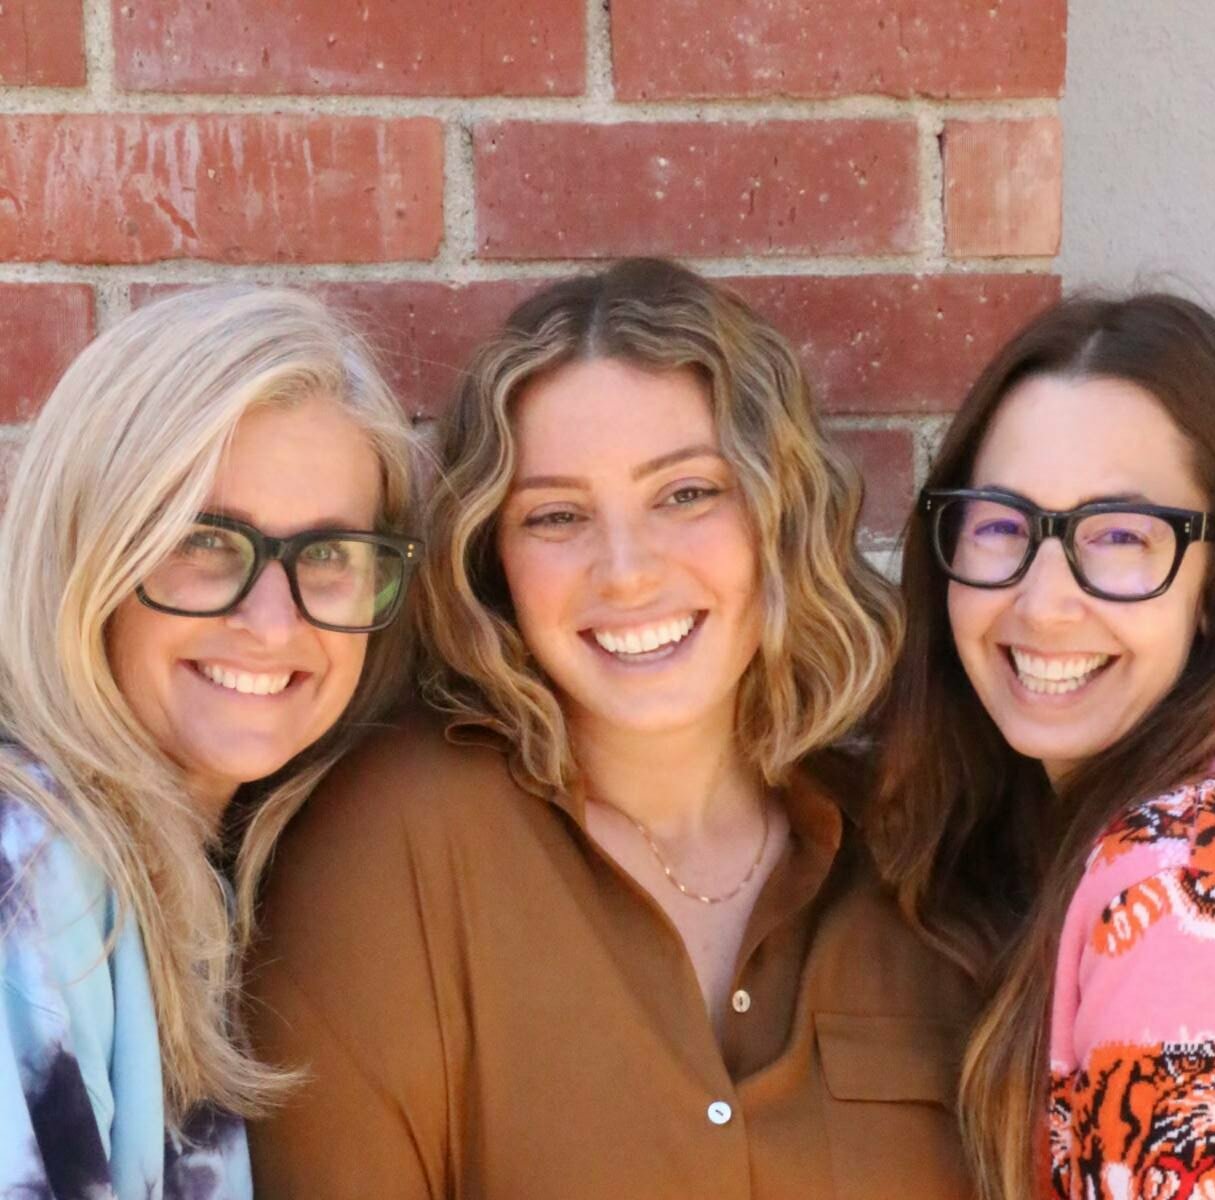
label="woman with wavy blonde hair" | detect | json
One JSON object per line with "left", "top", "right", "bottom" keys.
{"left": 249, "top": 258, "right": 978, "bottom": 1199}
{"left": 0, "top": 285, "right": 421, "bottom": 1198}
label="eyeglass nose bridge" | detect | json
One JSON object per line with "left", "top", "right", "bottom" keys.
{"left": 1031, "top": 511, "right": 1069, "bottom": 544}
{"left": 230, "top": 534, "right": 303, "bottom": 616}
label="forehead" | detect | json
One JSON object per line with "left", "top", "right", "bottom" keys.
{"left": 511, "top": 358, "right": 716, "bottom": 469}
{"left": 970, "top": 374, "right": 1204, "bottom": 510}
{"left": 208, "top": 393, "right": 382, "bottom": 528}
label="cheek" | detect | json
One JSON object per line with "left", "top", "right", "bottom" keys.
{"left": 106, "top": 596, "right": 174, "bottom": 700}
{"left": 945, "top": 583, "right": 980, "bottom": 654}
{"left": 317, "top": 632, "right": 370, "bottom": 708}
{"left": 497, "top": 538, "right": 573, "bottom": 639}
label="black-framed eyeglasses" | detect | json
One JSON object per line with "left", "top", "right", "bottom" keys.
{"left": 136, "top": 513, "right": 423, "bottom": 633}
{"left": 921, "top": 488, "right": 1215, "bottom": 602}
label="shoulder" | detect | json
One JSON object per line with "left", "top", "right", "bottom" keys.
{"left": 1054, "top": 780, "right": 1215, "bottom": 1030}
{"left": 1067, "top": 778, "right": 1215, "bottom": 949}
{"left": 1089, "top": 776, "right": 1215, "bottom": 872}
{"left": 283, "top": 708, "right": 535, "bottom": 853}
{"left": 262, "top": 709, "right": 542, "bottom": 932}
{"left": 0, "top": 757, "right": 118, "bottom": 1056}
{"left": 0, "top": 756, "right": 110, "bottom": 935}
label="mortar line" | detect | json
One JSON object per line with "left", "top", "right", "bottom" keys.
{"left": 80, "top": 0, "right": 115, "bottom": 101}
{"left": 436, "top": 113, "right": 477, "bottom": 267}
{"left": 584, "top": 0, "right": 614, "bottom": 103}
{"left": 0, "top": 254, "right": 1058, "bottom": 287}
{"left": 0, "top": 88, "right": 1060, "bottom": 123}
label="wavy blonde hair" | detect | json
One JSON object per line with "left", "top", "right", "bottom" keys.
{"left": 418, "top": 258, "right": 901, "bottom": 790}
{"left": 0, "top": 285, "right": 419, "bottom": 1122}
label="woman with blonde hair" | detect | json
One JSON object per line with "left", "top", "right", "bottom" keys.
{"left": 0, "top": 286, "right": 421, "bottom": 1198}
{"left": 249, "top": 258, "right": 979, "bottom": 1199}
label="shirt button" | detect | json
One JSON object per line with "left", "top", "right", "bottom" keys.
{"left": 731, "top": 989, "right": 751, "bottom": 1014}
{"left": 707, "top": 1100, "right": 733, "bottom": 1126}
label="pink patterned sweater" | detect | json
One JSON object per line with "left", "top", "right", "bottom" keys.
{"left": 1048, "top": 778, "right": 1215, "bottom": 1199}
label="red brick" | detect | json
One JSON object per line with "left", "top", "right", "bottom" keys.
{"left": 830, "top": 426, "right": 916, "bottom": 540}
{"left": 945, "top": 118, "right": 1063, "bottom": 258}
{"left": 728, "top": 273, "right": 1061, "bottom": 413}
{"left": 114, "top": 0, "right": 583, "bottom": 96}
{"left": 0, "top": 0, "right": 86, "bottom": 87}
{"left": 136, "top": 272, "right": 1058, "bottom": 421}
{"left": 133, "top": 279, "right": 539, "bottom": 419}
{"left": 0, "top": 284, "right": 95, "bottom": 423}
{"left": 476, "top": 121, "right": 919, "bottom": 259}
{"left": 613, "top": 0, "right": 1065, "bottom": 101}
{"left": 0, "top": 115, "right": 443, "bottom": 265}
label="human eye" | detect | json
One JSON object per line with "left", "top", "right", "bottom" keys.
{"left": 1079, "top": 512, "right": 1163, "bottom": 550}
{"left": 174, "top": 527, "right": 241, "bottom": 559}
{"left": 521, "top": 508, "right": 584, "bottom": 530}
{"left": 298, "top": 541, "right": 347, "bottom": 565}
{"left": 973, "top": 517, "right": 1026, "bottom": 538}
{"left": 964, "top": 503, "right": 1028, "bottom": 540}
{"left": 667, "top": 485, "right": 720, "bottom": 505}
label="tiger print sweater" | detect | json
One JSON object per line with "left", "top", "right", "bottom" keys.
{"left": 1049, "top": 777, "right": 1215, "bottom": 1199}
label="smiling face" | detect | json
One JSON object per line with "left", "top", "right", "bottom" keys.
{"left": 947, "top": 373, "right": 1211, "bottom": 781}
{"left": 106, "top": 393, "right": 382, "bottom": 819}
{"left": 495, "top": 357, "right": 763, "bottom": 744}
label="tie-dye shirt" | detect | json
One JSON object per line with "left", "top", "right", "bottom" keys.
{"left": 1049, "top": 777, "right": 1215, "bottom": 1199}
{"left": 0, "top": 766, "right": 251, "bottom": 1200}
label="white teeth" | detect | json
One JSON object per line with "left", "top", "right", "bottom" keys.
{"left": 1009, "top": 648, "right": 1111, "bottom": 694}
{"left": 197, "top": 662, "right": 293, "bottom": 696}
{"left": 593, "top": 614, "right": 696, "bottom": 657}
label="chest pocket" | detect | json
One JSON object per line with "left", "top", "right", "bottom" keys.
{"left": 814, "top": 1012, "right": 975, "bottom": 1200}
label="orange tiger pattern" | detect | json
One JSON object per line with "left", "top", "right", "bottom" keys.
{"left": 1051, "top": 1042, "right": 1215, "bottom": 1200}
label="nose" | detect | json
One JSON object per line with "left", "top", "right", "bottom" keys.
{"left": 1013, "top": 538, "right": 1087, "bottom": 626}
{"left": 591, "top": 512, "right": 663, "bottom": 602}
{"left": 224, "top": 561, "right": 302, "bottom": 645}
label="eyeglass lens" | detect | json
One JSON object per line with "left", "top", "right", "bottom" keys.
{"left": 937, "top": 497, "right": 1178, "bottom": 598}
{"left": 140, "top": 522, "right": 405, "bottom": 628}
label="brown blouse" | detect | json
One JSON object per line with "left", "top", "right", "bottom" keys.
{"left": 246, "top": 715, "right": 978, "bottom": 1199}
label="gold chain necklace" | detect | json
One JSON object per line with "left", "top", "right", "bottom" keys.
{"left": 617, "top": 800, "right": 771, "bottom": 905}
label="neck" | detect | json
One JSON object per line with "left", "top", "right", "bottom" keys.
{"left": 185, "top": 774, "right": 238, "bottom": 837}
{"left": 570, "top": 704, "right": 763, "bottom": 836}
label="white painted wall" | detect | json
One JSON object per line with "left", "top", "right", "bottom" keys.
{"left": 1062, "top": 0, "right": 1215, "bottom": 299}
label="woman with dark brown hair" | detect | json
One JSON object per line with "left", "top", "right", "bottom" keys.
{"left": 246, "top": 258, "right": 978, "bottom": 1199}
{"left": 873, "top": 293, "right": 1215, "bottom": 1200}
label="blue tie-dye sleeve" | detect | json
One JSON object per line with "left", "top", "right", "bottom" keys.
{"left": 0, "top": 775, "right": 252, "bottom": 1200}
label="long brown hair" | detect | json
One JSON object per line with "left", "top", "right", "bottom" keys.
{"left": 417, "top": 257, "right": 902, "bottom": 791}
{"left": 870, "top": 293, "right": 1215, "bottom": 1200}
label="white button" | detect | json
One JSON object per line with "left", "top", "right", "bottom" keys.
{"left": 707, "top": 1100, "right": 733, "bottom": 1125}
{"left": 731, "top": 989, "right": 751, "bottom": 1014}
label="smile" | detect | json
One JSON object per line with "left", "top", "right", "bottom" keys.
{"left": 1008, "top": 647, "right": 1113, "bottom": 695}
{"left": 194, "top": 661, "right": 295, "bottom": 696}
{"left": 591, "top": 613, "right": 697, "bottom": 658}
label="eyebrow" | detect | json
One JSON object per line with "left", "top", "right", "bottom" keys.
{"left": 201, "top": 505, "right": 362, "bottom": 532}
{"left": 976, "top": 484, "right": 1153, "bottom": 507}
{"left": 511, "top": 444, "right": 726, "bottom": 493}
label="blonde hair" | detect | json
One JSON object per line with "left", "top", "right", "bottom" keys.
{"left": 0, "top": 285, "right": 419, "bottom": 1122}
{"left": 418, "top": 258, "right": 901, "bottom": 790}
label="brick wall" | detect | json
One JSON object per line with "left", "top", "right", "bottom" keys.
{"left": 0, "top": 0, "right": 1065, "bottom": 552}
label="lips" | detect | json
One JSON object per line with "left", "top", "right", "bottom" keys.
{"left": 193, "top": 661, "right": 295, "bottom": 696}
{"left": 592, "top": 613, "right": 696, "bottom": 657}
{"left": 1007, "top": 647, "right": 1113, "bottom": 695}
